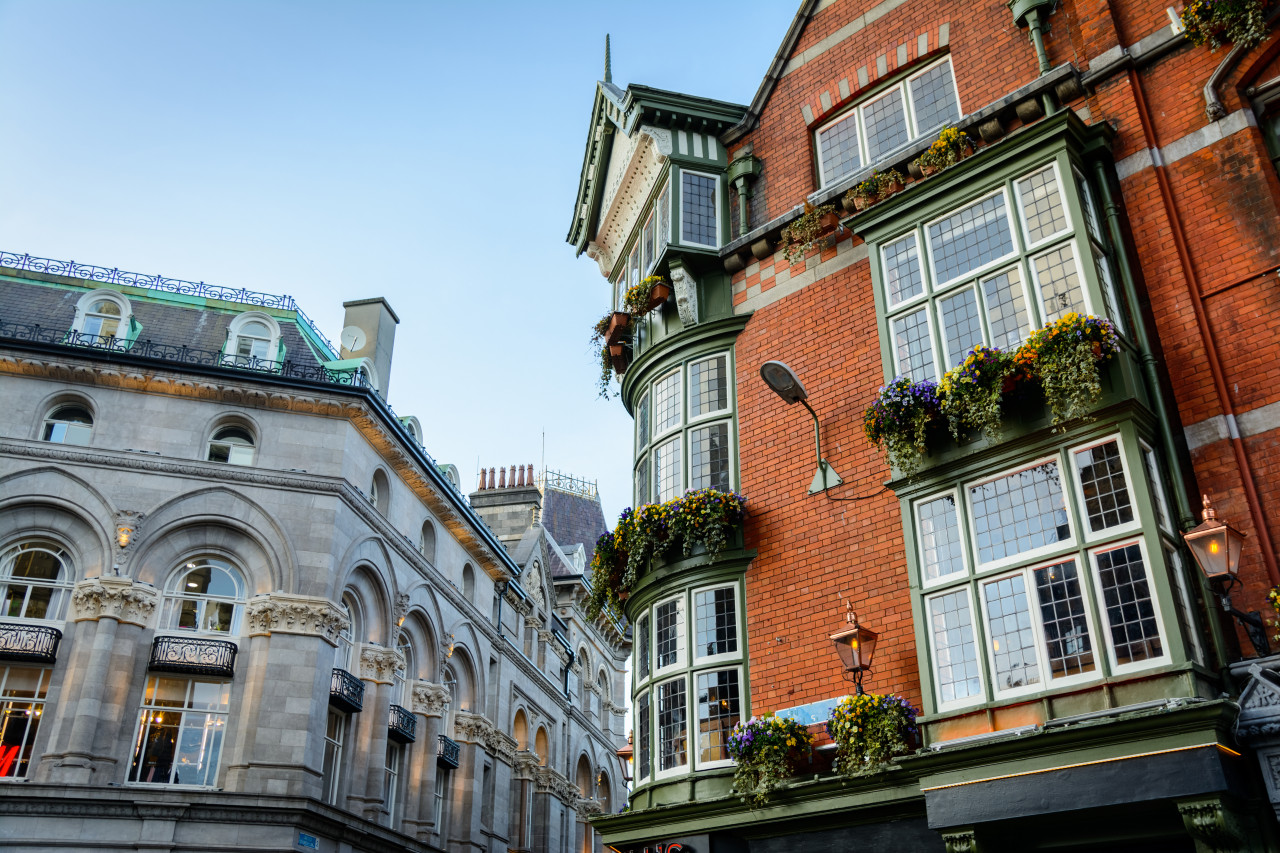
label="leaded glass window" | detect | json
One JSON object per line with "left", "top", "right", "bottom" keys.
{"left": 1074, "top": 440, "right": 1135, "bottom": 532}
{"left": 655, "top": 598, "right": 684, "bottom": 670}
{"left": 929, "top": 193, "right": 1016, "bottom": 286}
{"left": 653, "top": 371, "right": 681, "bottom": 435}
{"left": 1094, "top": 543, "right": 1163, "bottom": 666}
{"left": 681, "top": 171, "right": 718, "bottom": 247}
{"left": 689, "top": 355, "right": 729, "bottom": 416}
{"left": 1033, "top": 560, "right": 1095, "bottom": 678}
{"left": 883, "top": 235, "right": 924, "bottom": 306}
{"left": 970, "top": 462, "right": 1071, "bottom": 565}
{"left": 694, "top": 586, "right": 737, "bottom": 659}
{"left": 929, "top": 590, "right": 982, "bottom": 704}
{"left": 696, "top": 669, "right": 740, "bottom": 764}
{"left": 863, "top": 88, "right": 910, "bottom": 161}
{"left": 657, "top": 678, "right": 687, "bottom": 771}
{"left": 690, "top": 423, "right": 730, "bottom": 492}
{"left": 917, "top": 495, "right": 965, "bottom": 582}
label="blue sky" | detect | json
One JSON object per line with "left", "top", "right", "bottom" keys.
{"left": 0, "top": 0, "right": 798, "bottom": 523}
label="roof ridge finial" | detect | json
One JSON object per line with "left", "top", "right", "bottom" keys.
{"left": 604, "top": 34, "right": 612, "bottom": 84}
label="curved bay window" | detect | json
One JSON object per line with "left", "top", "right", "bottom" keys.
{"left": 633, "top": 351, "right": 736, "bottom": 506}
{"left": 129, "top": 676, "right": 230, "bottom": 787}
{"left": 913, "top": 429, "right": 1189, "bottom": 714}
{"left": 161, "top": 559, "right": 246, "bottom": 635}
{"left": 0, "top": 542, "right": 73, "bottom": 621}
{"left": 632, "top": 579, "right": 745, "bottom": 786}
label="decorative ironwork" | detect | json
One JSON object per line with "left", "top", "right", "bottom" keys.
{"left": 0, "top": 250, "right": 339, "bottom": 357}
{"left": 149, "top": 635, "right": 237, "bottom": 678}
{"left": 540, "top": 469, "right": 598, "bottom": 499}
{"left": 438, "top": 733, "right": 461, "bottom": 769}
{"left": 0, "top": 322, "right": 373, "bottom": 389}
{"left": 388, "top": 703, "right": 417, "bottom": 743}
{"left": 330, "top": 667, "right": 364, "bottom": 713}
{"left": 0, "top": 622, "right": 62, "bottom": 664}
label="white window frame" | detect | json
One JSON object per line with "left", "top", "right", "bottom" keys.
{"left": 902, "top": 56, "right": 963, "bottom": 137}
{"left": 652, "top": 595, "right": 687, "bottom": 678}
{"left": 690, "top": 582, "right": 741, "bottom": 666}
{"left": 650, "top": 369, "right": 683, "bottom": 441}
{"left": 678, "top": 168, "right": 721, "bottom": 249}
{"left": 127, "top": 675, "right": 231, "bottom": 788}
{"left": 964, "top": 453, "right": 1077, "bottom": 574}
{"left": 1068, "top": 434, "right": 1143, "bottom": 543}
{"left": 937, "top": 283, "right": 986, "bottom": 370}
{"left": 652, "top": 435, "right": 683, "bottom": 503}
{"left": 653, "top": 673, "right": 690, "bottom": 779}
{"left": 685, "top": 418, "right": 736, "bottom": 496}
{"left": 1013, "top": 161, "right": 1073, "bottom": 252}
{"left": 643, "top": 212, "right": 656, "bottom": 273}
{"left": 206, "top": 423, "right": 256, "bottom": 466}
{"left": 71, "top": 290, "right": 132, "bottom": 342}
{"left": 691, "top": 665, "right": 743, "bottom": 771}
{"left": 916, "top": 489, "right": 969, "bottom": 590}
{"left": 925, "top": 585, "right": 987, "bottom": 712}
{"left": 634, "top": 688, "right": 652, "bottom": 785}
{"left": 635, "top": 613, "right": 651, "bottom": 687}
{"left": 976, "top": 261, "right": 1037, "bottom": 350}
{"left": 1164, "top": 544, "right": 1205, "bottom": 664}
{"left": 685, "top": 352, "right": 733, "bottom": 426}
{"left": 889, "top": 304, "right": 941, "bottom": 384}
{"left": 1028, "top": 237, "right": 1095, "bottom": 324}
{"left": 161, "top": 558, "right": 246, "bottom": 636}
{"left": 814, "top": 108, "right": 862, "bottom": 188}
{"left": 0, "top": 666, "right": 51, "bottom": 780}
{"left": 924, "top": 186, "right": 1020, "bottom": 290}
{"left": 322, "top": 708, "right": 346, "bottom": 805}
{"left": 860, "top": 85, "right": 913, "bottom": 163}
{"left": 1139, "top": 440, "right": 1174, "bottom": 534}
{"left": 977, "top": 557, "right": 1102, "bottom": 700}
{"left": 225, "top": 311, "right": 282, "bottom": 364}
{"left": 1088, "top": 537, "right": 1170, "bottom": 675}
{"left": 881, "top": 231, "right": 929, "bottom": 310}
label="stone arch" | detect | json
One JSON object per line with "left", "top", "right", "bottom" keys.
{"left": 534, "top": 725, "right": 549, "bottom": 766}
{"left": 398, "top": 609, "right": 438, "bottom": 680}
{"left": 370, "top": 468, "right": 391, "bottom": 516}
{"left": 513, "top": 707, "right": 529, "bottom": 750}
{"left": 462, "top": 562, "right": 476, "bottom": 602}
{"left": 598, "top": 767, "right": 613, "bottom": 813}
{"left": 31, "top": 388, "right": 100, "bottom": 443}
{"left": 446, "top": 643, "right": 479, "bottom": 714}
{"left": 338, "top": 561, "right": 392, "bottom": 646}
{"left": 574, "top": 753, "right": 594, "bottom": 798}
{"left": 418, "top": 518, "right": 437, "bottom": 565}
{"left": 198, "top": 410, "right": 264, "bottom": 465}
{"left": 136, "top": 486, "right": 295, "bottom": 591}
{"left": 0, "top": 467, "right": 114, "bottom": 577}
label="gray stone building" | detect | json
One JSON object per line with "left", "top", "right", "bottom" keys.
{"left": 0, "top": 252, "right": 629, "bottom": 853}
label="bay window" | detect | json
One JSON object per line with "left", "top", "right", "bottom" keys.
{"left": 816, "top": 57, "right": 960, "bottom": 186}
{"left": 680, "top": 171, "right": 719, "bottom": 248}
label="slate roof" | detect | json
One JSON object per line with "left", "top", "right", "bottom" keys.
{"left": 541, "top": 486, "right": 606, "bottom": 572}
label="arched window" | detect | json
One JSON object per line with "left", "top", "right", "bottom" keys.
{"left": 0, "top": 541, "right": 73, "bottom": 620}
{"left": 419, "top": 520, "right": 437, "bottom": 565}
{"left": 336, "top": 599, "right": 357, "bottom": 671}
{"left": 71, "top": 290, "right": 132, "bottom": 345}
{"left": 513, "top": 709, "right": 529, "bottom": 750}
{"left": 371, "top": 470, "right": 390, "bottom": 515}
{"left": 225, "top": 313, "right": 281, "bottom": 367}
{"left": 535, "top": 726, "right": 549, "bottom": 766}
{"left": 162, "top": 558, "right": 246, "bottom": 634}
{"left": 462, "top": 564, "right": 476, "bottom": 602}
{"left": 441, "top": 664, "right": 458, "bottom": 734}
{"left": 207, "top": 425, "right": 255, "bottom": 465}
{"left": 41, "top": 404, "right": 93, "bottom": 446}
{"left": 395, "top": 638, "right": 414, "bottom": 705}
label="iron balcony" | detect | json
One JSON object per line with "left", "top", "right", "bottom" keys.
{"left": 0, "top": 622, "right": 62, "bottom": 664}
{"left": 149, "top": 635, "right": 237, "bottom": 678}
{"left": 388, "top": 704, "right": 416, "bottom": 743}
{"left": 330, "top": 668, "right": 365, "bottom": 713}
{"left": 438, "top": 734, "right": 461, "bottom": 769}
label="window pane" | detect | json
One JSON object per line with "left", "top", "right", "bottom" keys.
{"left": 892, "top": 308, "right": 934, "bottom": 382}
{"left": 909, "top": 60, "right": 960, "bottom": 135}
{"left": 1141, "top": 445, "right": 1172, "bottom": 531}
{"left": 658, "top": 183, "right": 670, "bottom": 253}
{"left": 863, "top": 88, "right": 910, "bottom": 161}
{"left": 940, "top": 287, "right": 984, "bottom": 368}
{"left": 1018, "top": 167, "right": 1069, "bottom": 243}
{"left": 637, "top": 691, "right": 651, "bottom": 779}
{"left": 918, "top": 495, "right": 965, "bottom": 582}
{"left": 1074, "top": 441, "right": 1134, "bottom": 532}
{"left": 655, "top": 600, "right": 682, "bottom": 669}
{"left": 928, "top": 193, "right": 1015, "bottom": 286}
{"left": 817, "top": 112, "right": 861, "bottom": 184}
{"left": 983, "top": 574, "right": 1040, "bottom": 690}
{"left": 653, "top": 438, "right": 681, "bottom": 503}
{"left": 970, "top": 462, "right": 1071, "bottom": 564}
{"left": 696, "top": 669, "right": 741, "bottom": 763}
{"left": 636, "top": 393, "right": 650, "bottom": 451}
{"left": 694, "top": 587, "right": 737, "bottom": 657}
{"left": 689, "top": 423, "right": 730, "bottom": 492}
{"left": 1095, "top": 544, "right": 1163, "bottom": 665}
{"left": 1076, "top": 170, "right": 1104, "bottom": 243}
{"left": 657, "top": 679, "right": 687, "bottom": 770}
{"left": 883, "top": 235, "right": 924, "bottom": 306}
{"left": 1034, "top": 244, "right": 1086, "bottom": 322}
{"left": 981, "top": 267, "right": 1030, "bottom": 350}
{"left": 689, "top": 355, "right": 728, "bottom": 416}
{"left": 643, "top": 216, "right": 655, "bottom": 272}
{"left": 637, "top": 615, "right": 651, "bottom": 682}
{"left": 635, "top": 455, "right": 649, "bottom": 507}
{"left": 929, "top": 591, "right": 981, "bottom": 703}
{"left": 629, "top": 245, "right": 640, "bottom": 289}
{"left": 653, "top": 371, "right": 681, "bottom": 434}
{"left": 1094, "top": 251, "right": 1128, "bottom": 334}
{"left": 681, "top": 172, "right": 717, "bottom": 246}
{"left": 1033, "top": 560, "right": 1095, "bottom": 678}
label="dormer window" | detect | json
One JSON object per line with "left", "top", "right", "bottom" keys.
{"left": 225, "top": 312, "right": 282, "bottom": 367}
{"left": 71, "top": 291, "right": 132, "bottom": 345}
{"left": 816, "top": 57, "right": 960, "bottom": 187}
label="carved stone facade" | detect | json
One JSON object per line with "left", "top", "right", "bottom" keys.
{"left": 69, "top": 578, "right": 158, "bottom": 627}
{"left": 244, "top": 593, "right": 348, "bottom": 644}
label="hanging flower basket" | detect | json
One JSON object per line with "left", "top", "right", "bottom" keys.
{"left": 862, "top": 377, "right": 942, "bottom": 477}
{"left": 939, "top": 345, "right": 1016, "bottom": 445}
{"left": 827, "top": 693, "right": 918, "bottom": 776}
{"left": 1180, "top": 0, "right": 1268, "bottom": 50}
{"left": 727, "top": 715, "right": 814, "bottom": 808}
{"left": 604, "top": 311, "right": 632, "bottom": 345}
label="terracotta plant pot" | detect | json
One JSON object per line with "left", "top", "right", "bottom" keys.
{"left": 1091, "top": 341, "right": 1103, "bottom": 359}
{"left": 818, "top": 210, "right": 842, "bottom": 235}
{"left": 842, "top": 194, "right": 859, "bottom": 214}
{"left": 922, "top": 163, "right": 940, "bottom": 177}
{"left": 644, "top": 281, "right": 672, "bottom": 311}
{"left": 610, "top": 343, "right": 632, "bottom": 374}
{"left": 884, "top": 179, "right": 904, "bottom": 195}
{"left": 608, "top": 343, "right": 624, "bottom": 357}
{"left": 605, "top": 311, "right": 631, "bottom": 345}
{"left": 852, "top": 195, "right": 870, "bottom": 211}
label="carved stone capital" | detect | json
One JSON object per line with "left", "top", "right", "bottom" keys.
{"left": 1178, "top": 798, "right": 1243, "bottom": 851}
{"left": 575, "top": 798, "right": 604, "bottom": 820}
{"left": 485, "top": 730, "right": 519, "bottom": 764}
{"left": 669, "top": 262, "right": 698, "bottom": 328}
{"left": 513, "top": 749, "right": 541, "bottom": 779}
{"left": 940, "top": 829, "right": 982, "bottom": 853}
{"left": 357, "top": 644, "right": 404, "bottom": 684}
{"left": 244, "top": 593, "right": 347, "bottom": 645}
{"left": 410, "top": 681, "right": 452, "bottom": 717}
{"left": 70, "top": 578, "right": 158, "bottom": 627}
{"left": 549, "top": 641, "right": 572, "bottom": 666}
{"left": 453, "top": 711, "right": 493, "bottom": 745}
{"left": 535, "top": 765, "right": 577, "bottom": 804}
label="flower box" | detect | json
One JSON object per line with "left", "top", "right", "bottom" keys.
{"left": 604, "top": 311, "right": 631, "bottom": 345}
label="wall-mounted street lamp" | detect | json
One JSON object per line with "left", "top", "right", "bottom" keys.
{"left": 829, "top": 603, "right": 878, "bottom": 695}
{"left": 759, "top": 360, "right": 844, "bottom": 494}
{"left": 1182, "top": 494, "right": 1269, "bottom": 656}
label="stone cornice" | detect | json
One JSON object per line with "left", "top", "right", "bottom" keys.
{"left": 358, "top": 644, "right": 405, "bottom": 684}
{"left": 410, "top": 681, "right": 451, "bottom": 717}
{"left": 245, "top": 593, "right": 347, "bottom": 646}
{"left": 0, "top": 350, "right": 513, "bottom": 584}
{"left": 70, "top": 577, "right": 158, "bottom": 627}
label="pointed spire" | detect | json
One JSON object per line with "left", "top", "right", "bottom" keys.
{"left": 604, "top": 34, "right": 612, "bottom": 84}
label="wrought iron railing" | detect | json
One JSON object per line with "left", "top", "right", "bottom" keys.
{"left": 540, "top": 469, "right": 598, "bottom": 499}
{"left": 149, "top": 635, "right": 237, "bottom": 678}
{"left": 0, "top": 622, "right": 62, "bottom": 664}
{"left": 0, "top": 322, "right": 373, "bottom": 389}
{"left": 0, "top": 250, "right": 338, "bottom": 357}
{"left": 438, "top": 734, "right": 461, "bottom": 769}
{"left": 330, "top": 668, "right": 365, "bottom": 713}
{"left": 388, "top": 704, "right": 416, "bottom": 743}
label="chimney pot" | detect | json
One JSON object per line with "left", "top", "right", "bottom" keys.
{"left": 488, "top": 467, "right": 496, "bottom": 490}
{"left": 498, "top": 467, "right": 507, "bottom": 489}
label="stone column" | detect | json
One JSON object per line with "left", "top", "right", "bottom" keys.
{"left": 452, "top": 712, "right": 493, "bottom": 852}
{"left": 346, "top": 644, "right": 402, "bottom": 820}
{"left": 509, "top": 751, "right": 539, "bottom": 852}
{"left": 404, "top": 681, "right": 450, "bottom": 841}
{"left": 41, "top": 578, "right": 157, "bottom": 784}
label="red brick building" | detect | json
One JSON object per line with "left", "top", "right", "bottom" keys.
{"left": 568, "top": 1, "right": 1280, "bottom": 849}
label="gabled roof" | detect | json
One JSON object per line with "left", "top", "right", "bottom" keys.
{"left": 565, "top": 79, "right": 748, "bottom": 255}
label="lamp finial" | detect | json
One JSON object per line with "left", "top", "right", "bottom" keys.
{"left": 1202, "top": 493, "right": 1216, "bottom": 522}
